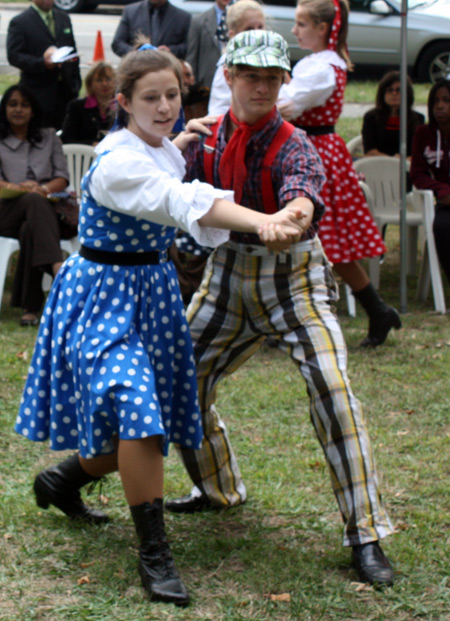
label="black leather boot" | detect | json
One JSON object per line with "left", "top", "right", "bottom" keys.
{"left": 353, "top": 283, "right": 402, "bottom": 347}
{"left": 352, "top": 541, "right": 394, "bottom": 586}
{"left": 130, "top": 499, "right": 189, "bottom": 607}
{"left": 33, "top": 453, "right": 109, "bottom": 524}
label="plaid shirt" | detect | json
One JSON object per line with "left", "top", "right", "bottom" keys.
{"left": 184, "top": 108, "right": 326, "bottom": 245}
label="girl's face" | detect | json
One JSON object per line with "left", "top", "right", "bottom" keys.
{"left": 384, "top": 81, "right": 401, "bottom": 112}
{"left": 229, "top": 10, "right": 265, "bottom": 38}
{"left": 292, "top": 5, "right": 328, "bottom": 53}
{"left": 118, "top": 69, "right": 181, "bottom": 147}
{"left": 433, "top": 86, "right": 450, "bottom": 127}
{"left": 90, "top": 69, "right": 115, "bottom": 102}
{"left": 5, "top": 90, "right": 33, "bottom": 132}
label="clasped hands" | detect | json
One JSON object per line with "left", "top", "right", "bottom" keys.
{"left": 8, "top": 180, "right": 49, "bottom": 196}
{"left": 258, "top": 203, "right": 312, "bottom": 252}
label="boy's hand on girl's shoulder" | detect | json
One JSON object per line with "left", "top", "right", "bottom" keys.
{"left": 173, "top": 116, "right": 217, "bottom": 152}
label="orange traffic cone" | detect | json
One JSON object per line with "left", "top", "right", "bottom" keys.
{"left": 92, "top": 30, "right": 105, "bottom": 63}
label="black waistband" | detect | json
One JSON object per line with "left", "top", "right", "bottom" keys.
{"left": 79, "top": 245, "right": 161, "bottom": 265}
{"left": 298, "top": 125, "right": 335, "bottom": 136}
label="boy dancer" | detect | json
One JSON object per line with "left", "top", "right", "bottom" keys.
{"left": 167, "top": 30, "right": 395, "bottom": 586}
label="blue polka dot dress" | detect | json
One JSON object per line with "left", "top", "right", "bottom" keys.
{"left": 15, "top": 130, "right": 231, "bottom": 458}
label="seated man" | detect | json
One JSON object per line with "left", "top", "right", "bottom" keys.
{"left": 166, "top": 30, "right": 395, "bottom": 588}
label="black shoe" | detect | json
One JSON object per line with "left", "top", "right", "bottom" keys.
{"left": 165, "top": 491, "right": 213, "bottom": 514}
{"left": 353, "top": 284, "right": 402, "bottom": 348}
{"left": 352, "top": 542, "right": 394, "bottom": 586}
{"left": 360, "top": 307, "right": 402, "bottom": 348}
{"left": 130, "top": 499, "right": 190, "bottom": 607}
{"left": 34, "top": 454, "right": 109, "bottom": 524}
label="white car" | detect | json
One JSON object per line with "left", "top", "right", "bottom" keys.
{"left": 54, "top": 0, "right": 450, "bottom": 81}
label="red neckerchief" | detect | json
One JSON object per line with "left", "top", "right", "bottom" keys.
{"left": 219, "top": 106, "right": 277, "bottom": 205}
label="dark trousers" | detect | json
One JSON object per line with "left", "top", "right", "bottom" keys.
{"left": 0, "top": 193, "right": 62, "bottom": 311}
{"left": 434, "top": 204, "right": 450, "bottom": 284}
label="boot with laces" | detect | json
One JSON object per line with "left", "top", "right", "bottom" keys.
{"left": 33, "top": 453, "right": 109, "bottom": 524}
{"left": 130, "top": 499, "right": 189, "bottom": 606}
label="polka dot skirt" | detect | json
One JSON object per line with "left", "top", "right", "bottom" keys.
{"left": 294, "top": 67, "right": 386, "bottom": 264}
{"left": 15, "top": 156, "right": 203, "bottom": 458}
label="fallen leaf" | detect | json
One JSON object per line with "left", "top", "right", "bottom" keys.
{"left": 351, "top": 581, "right": 373, "bottom": 592}
{"left": 77, "top": 575, "right": 90, "bottom": 585}
{"left": 16, "top": 351, "right": 28, "bottom": 361}
{"left": 264, "top": 593, "right": 291, "bottom": 602}
{"left": 80, "top": 561, "right": 95, "bottom": 568}
{"left": 99, "top": 494, "right": 109, "bottom": 505}
{"left": 3, "top": 533, "right": 13, "bottom": 540}
{"left": 309, "top": 460, "right": 323, "bottom": 470}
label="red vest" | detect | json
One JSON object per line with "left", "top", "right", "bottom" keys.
{"left": 203, "top": 115, "right": 295, "bottom": 214}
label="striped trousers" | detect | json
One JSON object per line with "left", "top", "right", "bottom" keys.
{"left": 177, "top": 237, "right": 393, "bottom": 546}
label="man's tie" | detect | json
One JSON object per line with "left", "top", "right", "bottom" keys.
{"left": 150, "top": 7, "right": 160, "bottom": 47}
{"left": 216, "top": 9, "right": 228, "bottom": 45}
{"left": 45, "top": 10, "right": 55, "bottom": 37}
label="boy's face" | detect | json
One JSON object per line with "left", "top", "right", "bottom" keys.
{"left": 225, "top": 65, "right": 284, "bottom": 124}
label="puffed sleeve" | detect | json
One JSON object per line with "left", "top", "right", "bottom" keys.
{"left": 90, "top": 148, "right": 232, "bottom": 248}
{"left": 278, "top": 56, "right": 336, "bottom": 118}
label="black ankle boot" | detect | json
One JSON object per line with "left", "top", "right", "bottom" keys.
{"left": 33, "top": 453, "right": 109, "bottom": 524}
{"left": 130, "top": 499, "right": 189, "bottom": 607}
{"left": 353, "top": 283, "right": 402, "bottom": 347}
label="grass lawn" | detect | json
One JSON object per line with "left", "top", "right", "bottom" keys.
{"left": 0, "top": 231, "right": 449, "bottom": 619}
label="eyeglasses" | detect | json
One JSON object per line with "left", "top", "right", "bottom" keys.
{"left": 386, "top": 87, "right": 401, "bottom": 94}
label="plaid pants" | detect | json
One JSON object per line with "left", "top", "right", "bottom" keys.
{"left": 178, "top": 237, "right": 393, "bottom": 546}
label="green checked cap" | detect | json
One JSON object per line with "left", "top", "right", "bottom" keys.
{"left": 225, "top": 30, "right": 291, "bottom": 71}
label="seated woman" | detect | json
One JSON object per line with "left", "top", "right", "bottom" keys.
{"left": 0, "top": 84, "right": 69, "bottom": 326}
{"left": 61, "top": 61, "right": 116, "bottom": 145}
{"left": 410, "top": 79, "right": 450, "bottom": 285}
{"left": 362, "top": 71, "right": 424, "bottom": 158}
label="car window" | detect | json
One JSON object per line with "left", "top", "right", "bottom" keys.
{"left": 263, "top": 0, "right": 296, "bottom": 6}
{"left": 349, "top": 0, "right": 375, "bottom": 11}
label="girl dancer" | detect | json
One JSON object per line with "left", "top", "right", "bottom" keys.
{"left": 278, "top": 0, "right": 401, "bottom": 347}
{"left": 15, "top": 48, "right": 304, "bottom": 607}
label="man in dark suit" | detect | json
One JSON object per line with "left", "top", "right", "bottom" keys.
{"left": 186, "top": 0, "right": 231, "bottom": 89}
{"left": 112, "top": 0, "right": 191, "bottom": 58}
{"left": 7, "top": 0, "right": 81, "bottom": 130}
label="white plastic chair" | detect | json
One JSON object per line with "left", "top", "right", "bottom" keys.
{"left": 346, "top": 135, "right": 363, "bottom": 159}
{"left": 353, "top": 156, "right": 423, "bottom": 288}
{"left": 0, "top": 237, "right": 80, "bottom": 313}
{"left": 0, "top": 146, "right": 91, "bottom": 313}
{"left": 412, "top": 189, "right": 446, "bottom": 313}
{"left": 62, "top": 144, "right": 96, "bottom": 199}
{"left": 0, "top": 237, "right": 20, "bottom": 314}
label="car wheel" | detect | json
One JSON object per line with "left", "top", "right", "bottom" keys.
{"left": 417, "top": 42, "right": 450, "bottom": 83}
{"left": 54, "top": 0, "right": 97, "bottom": 12}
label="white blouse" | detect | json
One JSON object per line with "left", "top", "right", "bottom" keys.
{"left": 277, "top": 50, "right": 347, "bottom": 119}
{"left": 208, "top": 53, "right": 231, "bottom": 117}
{"left": 92, "top": 129, "right": 232, "bottom": 249}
